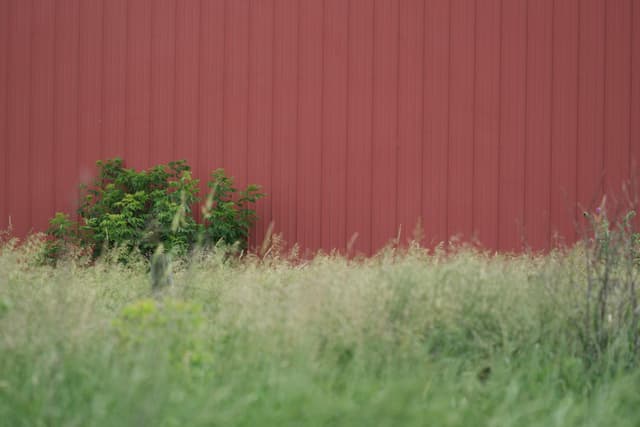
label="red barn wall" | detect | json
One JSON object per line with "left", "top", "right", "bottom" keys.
{"left": 1, "top": 0, "right": 639, "bottom": 254}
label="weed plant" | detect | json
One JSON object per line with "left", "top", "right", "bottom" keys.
{"left": 1, "top": 229, "right": 639, "bottom": 426}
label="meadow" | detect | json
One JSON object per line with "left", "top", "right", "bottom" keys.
{"left": 0, "top": 235, "right": 639, "bottom": 426}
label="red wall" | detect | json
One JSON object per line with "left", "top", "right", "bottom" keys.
{"left": 1, "top": 0, "right": 639, "bottom": 254}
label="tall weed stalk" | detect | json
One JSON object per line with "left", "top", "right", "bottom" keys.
{"left": 578, "top": 197, "right": 640, "bottom": 368}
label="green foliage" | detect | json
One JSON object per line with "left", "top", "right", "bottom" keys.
{"left": 43, "top": 158, "right": 265, "bottom": 263}
{"left": 577, "top": 200, "right": 640, "bottom": 368}
{"left": 201, "top": 168, "right": 265, "bottom": 250}
{"left": 79, "top": 159, "right": 200, "bottom": 259}
{"left": 46, "top": 212, "right": 76, "bottom": 240}
{"left": 112, "top": 298, "right": 214, "bottom": 378}
{"left": 40, "top": 213, "right": 80, "bottom": 266}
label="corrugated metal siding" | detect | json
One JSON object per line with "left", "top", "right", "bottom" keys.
{"left": 1, "top": 0, "right": 639, "bottom": 254}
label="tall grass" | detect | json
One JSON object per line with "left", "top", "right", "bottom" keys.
{"left": 0, "top": 235, "right": 639, "bottom": 426}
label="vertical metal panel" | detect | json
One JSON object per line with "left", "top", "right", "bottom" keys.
{"left": 524, "top": 0, "right": 553, "bottom": 250}
{"left": 499, "top": 0, "right": 527, "bottom": 251}
{"left": 397, "top": 0, "right": 425, "bottom": 244}
{"left": 175, "top": 0, "right": 200, "bottom": 174}
{"left": 577, "top": 0, "right": 606, "bottom": 213}
{"left": 125, "top": 0, "right": 151, "bottom": 169}
{"left": 423, "top": 0, "right": 451, "bottom": 248}
{"left": 0, "top": 0, "right": 7, "bottom": 231}
{"left": 321, "top": 0, "right": 348, "bottom": 252}
{"left": 77, "top": 0, "right": 103, "bottom": 188}
{"left": 473, "top": 0, "right": 501, "bottom": 249}
{"left": 296, "top": 0, "right": 323, "bottom": 254}
{"left": 247, "top": 0, "right": 273, "bottom": 248}
{"left": 346, "top": 0, "right": 374, "bottom": 255}
{"left": 630, "top": 2, "right": 640, "bottom": 173}
{"left": 550, "top": 0, "right": 579, "bottom": 245}
{"left": 196, "top": 0, "right": 225, "bottom": 222}
{"left": 3, "top": 0, "right": 640, "bottom": 254}
{"left": 272, "top": 0, "right": 299, "bottom": 248}
{"left": 150, "top": 0, "right": 176, "bottom": 167}
{"left": 604, "top": 0, "right": 632, "bottom": 200}
{"left": 448, "top": 0, "right": 476, "bottom": 242}
{"left": 223, "top": 0, "right": 249, "bottom": 190}
{"left": 102, "top": 0, "right": 127, "bottom": 160}
{"left": 53, "top": 0, "right": 80, "bottom": 218}
{"left": 633, "top": 1, "right": 640, "bottom": 172}
{"left": 371, "top": 0, "right": 399, "bottom": 251}
{"left": 632, "top": 1, "right": 640, "bottom": 231}
{"left": 7, "top": 0, "right": 32, "bottom": 235}
{"left": 30, "top": 0, "right": 56, "bottom": 232}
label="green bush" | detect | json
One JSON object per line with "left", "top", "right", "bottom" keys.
{"left": 44, "top": 158, "right": 264, "bottom": 263}
{"left": 40, "top": 212, "right": 84, "bottom": 266}
{"left": 201, "top": 168, "right": 264, "bottom": 250}
{"left": 78, "top": 158, "right": 200, "bottom": 259}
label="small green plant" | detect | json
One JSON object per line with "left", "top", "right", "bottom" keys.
{"left": 112, "top": 298, "right": 214, "bottom": 377}
{"left": 201, "top": 168, "right": 265, "bottom": 250}
{"left": 40, "top": 212, "right": 80, "bottom": 265}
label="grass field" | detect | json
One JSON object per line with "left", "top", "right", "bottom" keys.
{"left": 1, "top": 236, "right": 639, "bottom": 427}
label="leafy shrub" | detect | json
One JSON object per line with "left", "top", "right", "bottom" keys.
{"left": 40, "top": 212, "right": 83, "bottom": 266}
{"left": 43, "top": 158, "right": 265, "bottom": 263}
{"left": 201, "top": 168, "right": 265, "bottom": 250}
{"left": 79, "top": 158, "right": 200, "bottom": 259}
